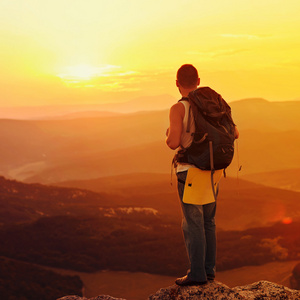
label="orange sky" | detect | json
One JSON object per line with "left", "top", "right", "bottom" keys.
{"left": 1, "top": 0, "right": 300, "bottom": 106}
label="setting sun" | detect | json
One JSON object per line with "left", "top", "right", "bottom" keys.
{"left": 56, "top": 64, "right": 137, "bottom": 91}
{"left": 58, "top": 64, "right": 102, "bottom": 81}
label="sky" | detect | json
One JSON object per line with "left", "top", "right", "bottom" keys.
{"left": 1, "top": 0, "right": 300, "bottom": 107}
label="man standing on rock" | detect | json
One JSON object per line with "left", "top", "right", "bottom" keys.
{"left": 166, "top": 64, "right": 239, "bottom": 286}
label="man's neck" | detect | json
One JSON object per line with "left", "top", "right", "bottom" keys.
{"left": 179, "top": 86, "right": 198, "bottom": 97}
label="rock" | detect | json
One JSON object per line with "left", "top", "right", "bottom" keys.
{"left": 149, "top": 281, "right": 245, "bottom": 300}
{"left": 149, "top": 280, "right": 300, "bottom": 300}
{"left": 58, "top": 280, "right": 300, "bottom": 300}
{"left": 57, "top": 295, "right": 126, "bottom": 300}
{"left": 233, "top": 281, "right": 300, "bottom": 299}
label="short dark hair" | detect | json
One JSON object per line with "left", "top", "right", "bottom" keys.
{"left": 177, "top": 64, "right": 199, "bottom": 88}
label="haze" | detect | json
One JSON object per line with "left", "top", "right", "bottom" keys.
{"left": 1, "top": 0, "right": 300, "bottom": 109}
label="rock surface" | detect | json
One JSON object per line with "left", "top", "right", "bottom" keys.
{"left": 58, "top": 296, "right": 126, "bottom": 300}
{"left": 149, "top": 281, "right": 300, "bottom": 300}
{"left": 58, "top": 280, "right": 300, "bottom": 300}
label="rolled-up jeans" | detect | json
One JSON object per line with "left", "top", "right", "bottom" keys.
{"left": 176, "top": 170, "right": 216, "bottom": 282}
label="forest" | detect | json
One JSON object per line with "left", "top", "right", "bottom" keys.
{"left": 0, "top": 213, "right": 299, "bottom": 276}
{"left": 0, "top": 256, "right": 83, "bottom": 300}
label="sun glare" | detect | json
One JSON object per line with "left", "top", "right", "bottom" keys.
{"left": 56, "top": 64, "right": 125, "bottom": 88}
{"left": 56, "top": 64, "right": 139, "bottom": 91}
{"left": 58, "top": 64, "right": 104, "bottom": 81}
{"left": 57, "top": 64, "right": 123, "bottom": 80}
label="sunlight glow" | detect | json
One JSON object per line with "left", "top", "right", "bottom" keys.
{"left": 56, "top": 64, "right": 138, "bottom": 91}
{"left": 57, "top": 64, "right": 121, "bottom": 81}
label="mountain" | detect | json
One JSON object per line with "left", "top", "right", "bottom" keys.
{"left": 2, "top": 171, "right": 300, "bottom": 231}
{"left": 0, "top": 94, "right": 176, "bottom": 119}
{"left": 5, "top": 127, "right": 299, "bottom": 184}
{"left": 0, "top": 257, "right": 83, "bottom": 300}
{"left": 228, "top": 128, "right": 300, "bottom": 175}
{"left": 230, "top": 99, "right": 300, "bottom": 131}
{"left": 0, "top": 110, "right": 170, "bottom": 181}
{"left": 242, "top": 169, "right": 300, "bottom": 192}
{"left": 52, "top": 111, "right": 122, "bottom": 120}
{"left": 0, "top": 99, "right": 299, "bottom": 183}
{"left": 0, "top": 176, "right": 118, "bottom": 227}
{"left": 56, "top": 173, "right": 300, "bottom": 231}
{"left": 96, "top": 94, "right": 176, "bottom": 113}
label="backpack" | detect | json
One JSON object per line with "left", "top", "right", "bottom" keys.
{"left": 174, "top": 87, "right": 236, "bottom": 172}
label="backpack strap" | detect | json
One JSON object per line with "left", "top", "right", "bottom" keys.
{"left": 209, "top": 141, "right": 218, "bottom": 201}
{"left": 179, "top": 97, "right": 189, "bottom": 101}
{"left": 178, "top": 97, "right": 192, "bottom": 133}
{"left": 187, "top": 105, "right": 192, "bottom": 133}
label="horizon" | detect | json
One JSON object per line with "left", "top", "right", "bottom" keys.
{"left": 1, "top": 0, "right": 300, "bottom": 107}
{"left": 1, "top": 93, "right": 300, "bottom": 109}
{"left": 0, "top": 94, "right": 299, "bottom": 120}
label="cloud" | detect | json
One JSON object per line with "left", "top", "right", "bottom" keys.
{"left": 187, "top": 48, "right": 248, "bottom": 58}
{"left": 220, "top": 33, "right": 268, "bottom": 40}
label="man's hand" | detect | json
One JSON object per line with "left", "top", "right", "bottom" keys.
{"left": 166, "top": 127, "right": 169, "bottom": 136}
{"left": 166, "top": 103, "right": 184, "bottom": 150}
{"left": 234, "top": 126, "right": 239, "bottom": 139}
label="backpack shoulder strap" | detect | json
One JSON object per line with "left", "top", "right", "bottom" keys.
{"left": 178, "top": 97, "right": 192, "bottom": 133}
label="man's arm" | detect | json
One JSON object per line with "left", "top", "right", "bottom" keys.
{"left": 234, "top": 126, "right": 239, "bottom": 139}
{"left": 166, "top": 103, "right": 184, "bottom": 150}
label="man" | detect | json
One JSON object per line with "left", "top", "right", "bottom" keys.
{"left": 166, "top": 64, "right": 239, "bottom": 286}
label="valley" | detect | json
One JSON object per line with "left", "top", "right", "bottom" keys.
{"left": 0, "top": 97, "right": 299, "bottom": 299}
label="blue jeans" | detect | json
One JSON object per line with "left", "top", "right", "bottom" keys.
{"left": 177, "top": 170, "right": 216, "bottom": 282}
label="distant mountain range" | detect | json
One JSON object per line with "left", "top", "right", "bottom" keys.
{"left": 242, "top": 169, "right": 300, "bottom": 192}
{"left": 231, "top": 98, "right": 300, "bottom": 131}
{"left": 0, "top": 98, "right": 299, "bottom": 183}
{"left": 0, "top": 94, "right": 177, "bottom": 119}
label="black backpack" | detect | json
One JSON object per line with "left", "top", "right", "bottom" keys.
{"left": 174, "top": 87, "right": 236, "bottom": 172}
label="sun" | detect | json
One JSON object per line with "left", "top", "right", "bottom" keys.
{"left": 56, "top": 64, "right": 136, "bottom": 90}
{"left": 57, "top": 64, "right": 102, "bottom": 81}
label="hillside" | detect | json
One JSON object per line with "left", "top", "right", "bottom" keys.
{"left": 56, "top": 173, "right": 300, "bottom": 231}
{"left": 0, "top": 175, "right": 300, "bottom": 300}
{"left": 1, "top": 212, "right": 300, "bottom": 277}
{"left": 0, "top": 176, "right": 119, "bottom": 226}
{"left": 241, "top": 169, "right": 300, "bottom": 192}
{"left": 230, "top": 99, "right": 300, "bottom": 131}
{"left": 1, "top": 163, "right": 300, "bottom": 233}
{"left": 0, "top": 100, "right": 299, "bottom": 183}
{"left": 0, "top": 257, "right": 83, "bottom": 300}
{"left": 0, "top": 94, "right": 176, "bottom": 119}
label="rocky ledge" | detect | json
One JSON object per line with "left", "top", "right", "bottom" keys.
{"left": 58, "top": 280, "right": 300, "bottom": 300}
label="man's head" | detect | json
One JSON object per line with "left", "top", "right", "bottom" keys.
{"left": 176, "top": 64, "right": 200, "bottom": 90}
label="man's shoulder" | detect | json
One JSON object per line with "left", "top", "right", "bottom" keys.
{"left": 170, "top": 102, "right": 185, "bottom": 118}
{"left": 170, "top": 101, "right": 186, "bottom": 112}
